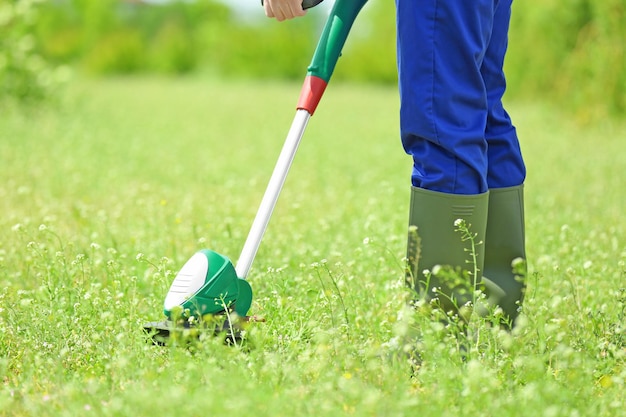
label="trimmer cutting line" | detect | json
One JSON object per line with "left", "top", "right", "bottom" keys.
{"left": 144, "top": 0, "right": 369, "bottom": 344}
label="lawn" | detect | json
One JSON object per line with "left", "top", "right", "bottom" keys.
{"left": 1, "top": 77, "right": 624, "bottom": 416}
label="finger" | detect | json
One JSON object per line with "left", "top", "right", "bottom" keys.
{"left": 264, "top": 2, "right": 275, "bottom": 18}
{"left": 291, "top": 1, "right": 306, "bottom": 17}
{"left": 287, "top": 1, "right": 306, "bottom": 18}
{"left": 265, "top": 0, "right": 305, "bottom": 21}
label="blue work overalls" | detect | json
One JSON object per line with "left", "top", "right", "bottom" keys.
{"left": 396, "top": 0, "right": 526, "bottom": 194}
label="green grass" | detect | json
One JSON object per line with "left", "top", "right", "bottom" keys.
{"left": 1, "top": 77, "right": 625, "bottom": 416}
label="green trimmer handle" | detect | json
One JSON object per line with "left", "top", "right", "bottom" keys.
{"left": 297, "top": 0, "right": 369, "bottom": 114}
{"left": 234, "top": 0, "right": 369, "bottom": 283}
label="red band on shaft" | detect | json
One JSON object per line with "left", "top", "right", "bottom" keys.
{"left": 297, "top": 75, "right": 328, "bottom": 115}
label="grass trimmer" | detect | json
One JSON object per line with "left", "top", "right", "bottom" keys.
{"left": 144, "top": 0, "right": 369, "bottom": 345}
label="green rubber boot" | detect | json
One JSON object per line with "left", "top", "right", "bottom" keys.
{"left": 406, "top": 187, "right": 489, "bottom": 320}
{"left": 481, "top": 185, "right": 526, "bottom": 327}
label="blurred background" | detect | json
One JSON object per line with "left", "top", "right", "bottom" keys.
{"left": 1, "top": 0, "right": 624, "bottom": 122}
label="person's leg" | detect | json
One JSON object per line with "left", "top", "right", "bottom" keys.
{"left": 481, "top": 0, "right": 527, "bottom": 327}
{"left": 482, "top": 0, "right": 526, "bottom": 190}
{"left": 397, "top": 0, "right": 497, "bottom": 195}
{"left": 397, "top": 0, "right": 495, "bottom": 312}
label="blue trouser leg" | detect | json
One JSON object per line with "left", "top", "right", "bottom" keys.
{"left": 396, "top": 0, "right": 525, "bottom": 194}
{"left": 482, "top": 2, "right": 526, "bottom": 189}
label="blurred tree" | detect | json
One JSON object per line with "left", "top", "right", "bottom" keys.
{"left": 35, "top": 0, "right": 233, "bottom": 74}
{"left": 0, "top": 0, "right": 66, "bottom": 103}
{"left": 507, "top": 0, "right": 625, "bottom": 120}
{"left": 333, "top": 1, "right": 396, "bottom": 84}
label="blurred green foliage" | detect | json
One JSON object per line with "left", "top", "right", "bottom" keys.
{"left": 507, "top": 0, "right": 626, "bottom": 121}
{"left": 0, "top": 0, "right": 67, "bottom": 103}
{"left": 1, "top": 0, "right": 624, "bottom": 119}
{"left": 34, "top": 0, "right": 229, "bottom": 74}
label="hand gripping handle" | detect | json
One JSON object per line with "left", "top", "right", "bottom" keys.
{"left": 261, "top": 0, "right": 324, "bottom": 10}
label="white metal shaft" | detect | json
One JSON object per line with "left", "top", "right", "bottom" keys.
{"left": 235, "top": 109, "right": 311, "bottom": 279}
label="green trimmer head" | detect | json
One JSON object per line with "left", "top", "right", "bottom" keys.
{"left": 142, "top": 250, "right": 253, "bottom": 346}
{"left": 162, "top": 249, "right": 252, "bottom": 319}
